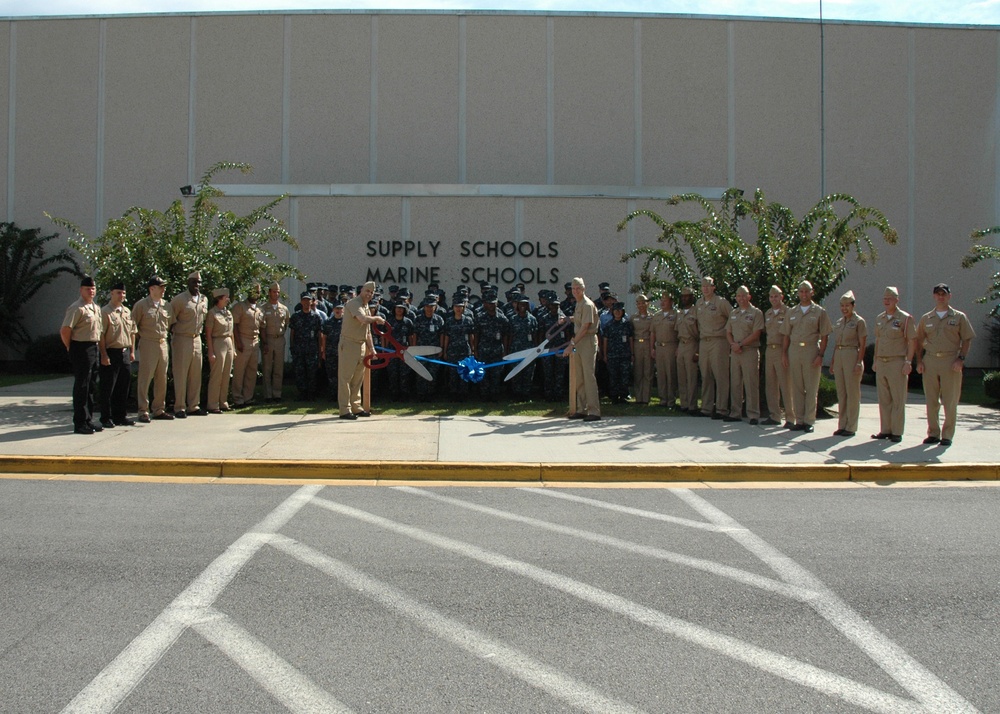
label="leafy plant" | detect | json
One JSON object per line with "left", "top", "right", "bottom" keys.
{"left": 48, "top": 161, "right": 304, "bottom": 303}
{"left": 0, "top": 222, "right": 81, "bottom": 347}
{"left": 961, "top": 226, "right": 1000, "bottom": 318}
{"left": 618, "top": 187, "right": 899, "bottom": 304}
{"left": 983, "top": 371, "right": 1000, "bottom": 401}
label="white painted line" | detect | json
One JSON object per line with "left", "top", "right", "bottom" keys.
{"left": 61, "top": 485, "right": 324, "bottom": 714}
{"left": 396, "top": 486, "right": 814, "bottom": 602}
{"left": 671, "top": 489, "right": 979, "bottom": 714}
{"left": 269, "top": 534, "right": 644, "bottom": 714}
{"left": 310, "top": 496, "right": 926, "bottom": 714}
{"left": 190, "top": 607, "right": 353, "bottom": 714}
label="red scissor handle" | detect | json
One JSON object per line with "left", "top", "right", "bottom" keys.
{"left": 365, "top": 321, "right": 404, "bottom": 370}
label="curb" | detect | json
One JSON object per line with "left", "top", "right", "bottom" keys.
{"left": 0, "top": 456, "right": 997, "bottom": 482}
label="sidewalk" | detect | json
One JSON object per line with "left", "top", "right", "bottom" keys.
{"left": 1, "top": 377, "right": 997, "bottom": 483}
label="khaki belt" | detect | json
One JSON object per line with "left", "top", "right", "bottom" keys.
{"left": 793, "top": 342, "right": 812, "bottom": 347}
{"left": 930, "top": 351, "right": 958, "bottom": 357}
{"left": 702, "top": 335, "right": 726, "bottom": 340}
{"left": 878, "top": 355, "right": 905, "bottom": 361}
{"left": 635, "top": 338, "right": 646, "bottom": 342}
{"left": 835, "top": 345, "right": 857, "bottom": 350}
{"left": 679, "top": 338, "right": 694, "bottom": 344}
{"left": 767, "top": 344, "right": 782, "bottom": 349}
{"left": 174, "top": 333, "right": 199, "bottom": 338}
{"left": 655, "top": 341, "right": 675, "bottom": 346}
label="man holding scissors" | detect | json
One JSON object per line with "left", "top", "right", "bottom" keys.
{"left": 338, "top": 281, "right": 385, "bottom": 419}
{"left": 562, "top": 277, "right": 601, "bottom": 421}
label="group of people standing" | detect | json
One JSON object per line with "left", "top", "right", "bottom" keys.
{"left": 61, "top": 269, "right": 976, "bottom": 446}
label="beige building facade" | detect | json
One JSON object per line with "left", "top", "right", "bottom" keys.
{"left": 2, "top": 11, "right": 998, "bottom": 364}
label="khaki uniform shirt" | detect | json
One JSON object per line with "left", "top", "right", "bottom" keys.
{"left": 632, "top": 313, "right": 654, "bottom": 343}
{"left": 101, "top": 303, "right": 135, "bottom": 348}
{"left": 232, "top": 301, "right": 265, "bottom": 341}
{"left": 572, "top": 296, "right": 598, "bottom": 343}
{"left": 917, "top": 308, "right": 975, "bottom": 355}
{"left": 782, "top": 303, "right": 834, "bottom": 346}
{"left": 650, "top": 308, "right": 679, "bottom": 345}
{"left": 873, "top": 309, "right": 916, "bottom": 358}
{"left": 677, "top": 308, "right": 699, "bottom": 343}
{"left": 62, "top": 298, "right": 102, "bottom": 342}
{"left": 132, "top": 296, "right": 173, "bottom": 342}
{"left": 170, "top": 291, "right": 208, "bottom": 338}
{"left": 262, "top": 300, "right": 290, "bottom": 338}
{"left": 341, "top": 296, "right": 371, "bottom": 344}
{"left": 695, "top": 294, "right": 731, "bottom": 339}
{"left": 764, "top": 305, "right": 788, "bottom": 346}
{"left": 206, "top": 306, "right": 234, "bottom": 339}
{"left": 728, "top": 305, "right": 764, "bottom": 344}
{"left": 833, "top": 314, "right": 867, "bottom": 352}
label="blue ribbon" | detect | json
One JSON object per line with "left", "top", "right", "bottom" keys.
{"left": 374, "top": 347, "right": 562, "bottom": 383}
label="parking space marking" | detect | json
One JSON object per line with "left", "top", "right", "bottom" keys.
{"left": 310, "top": 495, "right": 928, "bottom": 714}
{"left": 270, "top": 534, "right": 646, "bottom": 714}
{"left": 61, "top": 485, "right": 323, "bottom": 714}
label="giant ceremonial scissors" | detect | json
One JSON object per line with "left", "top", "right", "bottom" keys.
{"left": 502, "top": 319, "right": 573, "bottom": 382}
{"left": 364, "top": 322, "right": 441, "bottom": 381}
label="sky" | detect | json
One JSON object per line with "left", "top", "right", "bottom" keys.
{"left": 1, "top": 0, "right": 998, "bottom": 24}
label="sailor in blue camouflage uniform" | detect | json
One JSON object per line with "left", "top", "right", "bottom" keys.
{"left": 474, "top": 290, "right": 509, "bottom": 402}
{"left": 321, "top": 301, "right": 344, "bottom": 399}
{"left": 507, "top": 294, "right": 539, "bottom": 400}
{"left": 443, "top": 293, "right": 477, "bottom": 400}
{"left": 413, "top": 295, "right": 446, "bottom": 400}
{"left": 561, "top": 282, "right": 576, "bottom": 317}
{"left": 289, "top": 291, "right": 325, "bottom": 400}
{"left": 536, "top": 290, "right": 569, "bottom": 401}
{"left": 385, "top": 299, "right": 415, "bottom": 401}
{"left": 601, "top": 301, "right": 634, "bottom": 403}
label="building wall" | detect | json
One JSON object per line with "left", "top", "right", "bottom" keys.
{"left": 2, "top": 12, "right": 998, "bottom": 365}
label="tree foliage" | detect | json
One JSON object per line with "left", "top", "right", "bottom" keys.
{"left": 0, "top": 222, "right": 81, "bottom": 346}
{"left": 618, "top": 188, "right": 899, "bottom": 304}
{"left": 961, "top": 225, "right": 1000, "bottom": 317}
{"left": 48, "top": 162, "right": 304, "bottom": 304}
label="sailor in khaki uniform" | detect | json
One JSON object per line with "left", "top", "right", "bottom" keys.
{"left": 169, "top": 270, "right": 209, "bottom": 417}
{"left": 695, "top": 276, "right": 732, "bottom": 417}
{"left": 763, "top": 286, "right": 793, "bottom": 427}
{"left": 781, "top": 280, "right": 833, "bottom": 432}
{"left": 830, "top": 290, "right": 867, "bottom": 437}
{"left": 650, "top": 293, "right": 679, "bottom": 408}
{"left": 871, "top": 286, "right": 916, "bottom": 443}
{"left": 261, "top": 282, "right": 290, "bottom": 401}
{"left": 631, "top": 295, "right": 654, "bottom": 404}
{"left": 675, "top": 287, "right": 700, "bottom": 413}
{"left": 725, "top": 286, "right": 764, "bottom": 424}
{"left": 562, "top": 277, "right": 601, "bottom": 421}
{"left": 205, "top": 288, "right": 235, "bottom": 413}
{"left": 231, "top": 285, "right": 265, "bottom": 407}
{"left": 338, "top": 281, "right": 385, "bottom": 418}
{"left": 60, "top": 275, "right": 103, "bottom": 434}
{"left": 131, "top": 275, "right": 174, "bottom": 422}
{"left": 99, "top": 281, "right": 137, "bottom": 428}
{"left": 915, "top": 283, "right": 975, "bottom": 446}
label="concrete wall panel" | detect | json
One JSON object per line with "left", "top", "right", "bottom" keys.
{"left": 553, "top": 17, "right": 634, "bottom": 186}
{"left": 465, "top": 16, "right": 547, "bottom": 184}
{"left": 640, "top": 18, "right": 729, "bottom": 188}
{"left": 0, "top": 23, "right": 9, "bottom": 222}
{"left": 103, "top": 17, "right": 190, "bottom": 219}
{"left": 194, "top": 16, "right": 284, "bottom": 183}
{"left": 376, "top": 15, "right": 459, "bottom": 183}
{"left": 288, "top": 15, "right": 371, "bottom": 184}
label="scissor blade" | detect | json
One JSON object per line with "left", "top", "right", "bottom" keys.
{"left": 403, "top": 351, "right": 435, "bottom": 381}
{"left": 405, "top": 346, "right": 441, "bottom": 357}
{"left": 502, "top": 340, "right": 549, "bottom": 363}
{"left": 504, "top": 354, "right": 541, "bottom": 382}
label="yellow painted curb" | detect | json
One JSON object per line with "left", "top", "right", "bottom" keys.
{"left": 378, "top": 461, "right": 541, "bottom": 482}
{"left": 221, "top": 460, "right": 378, "bottom": 480}
{"left": 541, "top": 462, "right": 851, "bottom": 482}
{"left": 0, "top": 455, "right": 221, "bottom": 478}
{"left": 849, "top": 463, "right": 999, "bottom": 481}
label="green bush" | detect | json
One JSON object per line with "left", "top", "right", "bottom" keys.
{"left": 818, "top": 375, "right": 837, "bottom": 410}
{"left": 24, "top": 334, "right": 72, "bottom": 373}
{"left": 984, "top": 371, "right": 1000, "bottom": 401}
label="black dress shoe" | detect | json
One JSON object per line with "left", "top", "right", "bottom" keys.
{"left": 189, "top": 409, "right": 209, "bottom": 416}
{"left": 939, "top": 438, "right": 952, "bottom": 446}
{"left": 888, "top": 434, "right": 902, "bottom": 443}
{"left": 207, "top": 408, "right": 223, "bottom": 414}
{"left": 788, "top": 423, "right": 802, "bottom": 431}
{"left": 923, "top": 436, "right": 940, "bottom": 444}
{"left": 138, "top": 414, "right": 151, "bottom": 423}
{"left": 801, "top": 424, "right": 814, "bottom": 433}
{"left": 583, "top": 414, "right": 601, "bottom": 422}
{"left": 114, "top": 418, "right": 136, "bottom": 427}
{"left": 871, "top": 433, "right": 889, "bottom": 440}
{"left": 100, "top": 419, "right": 116, "bottom": 429}
{"left": 74, "top": 425, "right": 95, "bottom": 435}
{"left": 567, "top": 413, "right": 585, "bottom": 419}
{"left": 783, "top": 421, "right": 795, "bottom": 429}
{"left": 833, "top": 429, "right": 845, "bottom": 436}
{"left": 722, "top": 416, "right": 741, "bottom": 422}
{"left": 710, "top": 413, "right": 724, "bottom": 420}
{"left": 153, "top": 412, "right": 174, "bottom": 421}
{"left": 174, "top": 410, "right": 187, "bottom": 419}
{"left": 761, "top": 418, "right": 780, "bottom": 426}
{"left": 841, "top": 431, "right": 855, "bottom": 437}
{"left": 339, "top": 413, "right": 358, "bottom": 420}
{"left": 355, "top": 411, "right": 372, "bottom": 417}
{"left": 749, "top": 419, "right": 758, "bottom": 426}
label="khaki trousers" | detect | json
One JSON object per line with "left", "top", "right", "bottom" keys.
{"left": 262, "top": 335, "right": 286, "bottom": 399}
{"left": 699, "top": 337, "right": 730, "bottom": 415}
{"left": 232, "top": 338, "right": 260, "bottom": 405}
{"left": 788, "top": 344, "right": 821, "bottom": 426}
{"left": 676, "top": 341, "right": 698, "bottom": 411}
{"left": 922, "top": 354, "right": 962, "bottom": 440}
{"left": 171, "top": 336, "right": 203, "bottom": 413}
{"left": 832, "top": 355, "right": 862, "bottom": 432}
{"left": 338, "top": 340, "right": 367, "bottom": 415}
{"left": 137, "top": 338, "right": 168, "bottom": 417}
{"left": 874, "top": 357, "right": 908, "bottom": 436}
{"left": 632, "top": 341, "right": 652, "bottom": 403}
{"left": 654, "top": 342, "right": 678, "bottom": 406}
{"left": 571, "top": 337, "right": 600, "bottom": 416}
{"left": 729, "top": 347, "right": 760, "bottom": 420}
{"left": 764, "top": 345, "right": 793, "bottom": 423}
{"left": 207, "top": 337, "right": 234, "bottom": 410}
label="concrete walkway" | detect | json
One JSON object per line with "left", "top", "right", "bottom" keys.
{"left": 1, "top": 377, "right": 997, "bottom": 482}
